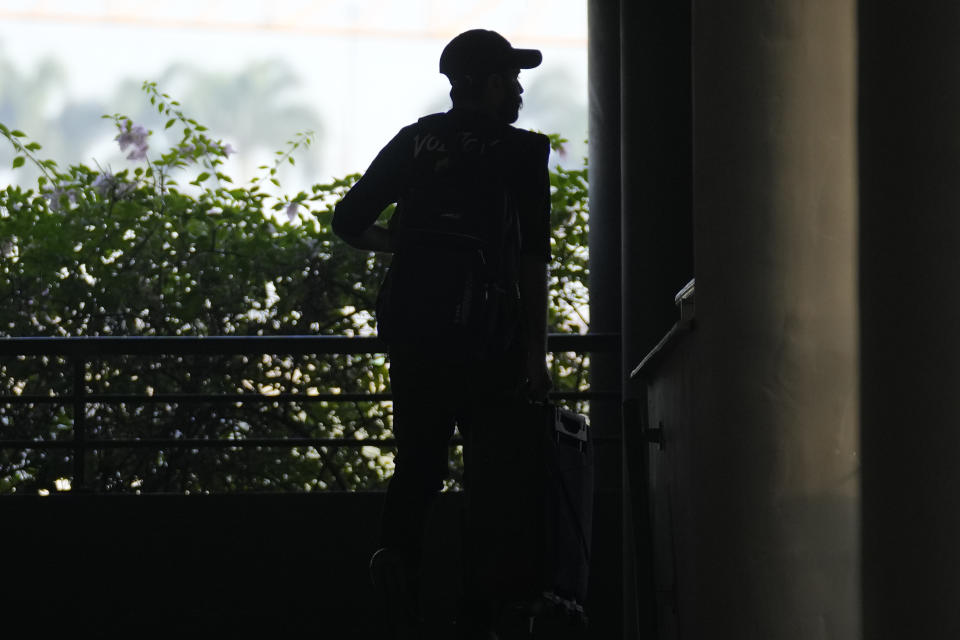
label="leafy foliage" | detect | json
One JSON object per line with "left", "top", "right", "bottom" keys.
{"left": 0, "top": 84, "right": 589, "bottom": 494}
{"left": 545, "top": 133, "right": 591, "bottom": 403}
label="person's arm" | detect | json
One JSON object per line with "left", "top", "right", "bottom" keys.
{"left": 520, "top": 253, "right": 552, "bottom": 401}
{"left": 517, "top": 131, "right": 553, "bottom": 401}
{"left": 331, "top": 128, "right": 409, "bottom": 252}
{"left": 336, "top": 224, "right": 395, "bottom": 254}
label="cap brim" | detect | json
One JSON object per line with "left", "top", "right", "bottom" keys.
{"left": 512, "top": 48, "right": 543, "bottom": 69}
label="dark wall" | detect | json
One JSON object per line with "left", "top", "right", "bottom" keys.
{"left": 643, "top": 333, "right": 696, "bottom": 640}
{"left": 620, "top": 1, "right": 693, "bottom": 368}
{"left": 860, "top": 3, "right": 960, "bottom": 637}
{"left": 617, "top": 2, "right": 693, "bottom": 637}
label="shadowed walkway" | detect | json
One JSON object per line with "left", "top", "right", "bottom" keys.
{"left": 4, "top": 493, "right": 459, "bottom": 637}
{"left": 5, "top": 490, "right": 616, "bottom": 637}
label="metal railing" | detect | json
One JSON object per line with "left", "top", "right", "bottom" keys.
{"left": 0, "top": 333, "right": 620, "bottom": 491}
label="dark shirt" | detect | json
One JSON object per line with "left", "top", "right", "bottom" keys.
{"left": 332, "top": 108, "right": 552, "bottom": 263}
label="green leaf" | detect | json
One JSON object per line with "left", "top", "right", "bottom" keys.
{"left": 288, "top": 156, "right": 295, "bottom": 166}
{"left": 196, "top": 172, "right": 210, "bottom": 183}
{"left": 11, "top": 130, "right": 26, "bottom": 137}
{"left": 12, "top": 156, "right": 25, "bottom": 169}
{"left": 165, "top": 119, "right": 176, "bottom": 129}
{"left": 186, "top": 219, "right": 207, "bottom": 237}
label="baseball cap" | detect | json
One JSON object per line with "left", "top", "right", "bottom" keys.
{"left": 439, "top": 29, "right": 542, "bottom": 77}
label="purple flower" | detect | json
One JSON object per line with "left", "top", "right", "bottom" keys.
{"left": 92, "top": 170, "right": 135, "bottom": 198}
{"left": 92, "top": 172, "right": 114, "bottom": 197}
{"left": 43, "top": 188, "right": 77, "bottom": 211}
{"left": 126, "top": 146, "right": 148, "bottom": 161}
{"left": 115, "top": 121, "right": 149, "bottom": 162}
{"left": 285, "top": 202, "right": 299, "bottom": 223}
{"left": 222, "top": 143, "right": 236, "bottom": 158}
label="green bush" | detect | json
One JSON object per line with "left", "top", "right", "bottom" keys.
{"left": 0, "top": 82, "right": 589, "bottom": 494}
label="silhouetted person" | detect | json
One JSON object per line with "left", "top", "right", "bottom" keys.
{"left": 332, "top": 29, "right": 551, "bottom": 639}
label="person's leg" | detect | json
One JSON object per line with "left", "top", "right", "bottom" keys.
{"left": 380, "top": 389, "right": 456, "bottom": 570}
{"left": 458, "top": 402, "right": 505, "bottom": 631}
{"left": 377, "top": 354, "right": 458, "bottom": 625}
{"left": 458, "top": 359, "right": 537, "bottom": 631}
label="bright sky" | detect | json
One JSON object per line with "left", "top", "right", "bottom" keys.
{"left": 0, "top": 0, "right": 587, "bottom": 182}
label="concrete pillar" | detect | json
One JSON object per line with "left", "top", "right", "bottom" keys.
{"left": 620, "top": 3, "right": 693, "bottom": 365}
{"left": 587, "top": 0, "right": 622, "bottom": 476}
{"left": 691, "top": 2, "right": 859, "bottom": 638}
{"left": 620, "top": 1, "right": 692, "bottom": 637}
{"left": 859, "top": 5, "right": 960, "bottom": 637}
{"left": 587, "top": 0, "right": 624, "bottom": 637}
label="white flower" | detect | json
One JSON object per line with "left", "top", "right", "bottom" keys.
{"left": 1, "top": 238, "right": 15, "bottom": 257}
{"left": 285, "top": 202, "right": 299, "bottom": 223}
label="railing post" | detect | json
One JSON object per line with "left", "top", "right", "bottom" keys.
{"left": 72, "top": 357, "right": 87, "bottom": 491}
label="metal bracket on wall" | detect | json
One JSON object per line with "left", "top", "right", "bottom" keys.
{"left": 623, "top": 392, "right": 665, "bottom": 451}
{"left": 644, "top": 421, "right": 665, "bottom": 451}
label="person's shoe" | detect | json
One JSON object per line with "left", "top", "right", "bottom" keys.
{"left": 370, "top": 548, "right": 422, "bottom": 638}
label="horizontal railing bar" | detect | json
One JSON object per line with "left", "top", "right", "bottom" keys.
{"left": 0, "top": 333, "right": 620, "bottom": 356}
{"left": 0, "top": 393, "right": 392, "bottom": 404}
{"left": 0, "top": 438, "right": 399, "bottom": 449}
{"left": 0, "top": 335, "right": 386, "bottom": 356}
{"left": 0, "top": 434, "right": 622, "bottom": 450}
{"left": 548, "top": 333, "right": 620, "bottom": 353}
{"left": 0, "top": 390, "right": 618, "bottom": 405}
{"left": 550, "top": 390, "right": 620, "bottom": 400}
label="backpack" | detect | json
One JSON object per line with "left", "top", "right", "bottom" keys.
{"left": 376, "top": 114, "right": 522, "bottom": 361}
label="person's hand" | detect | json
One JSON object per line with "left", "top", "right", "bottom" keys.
{"left": 523, "top": 355, "right": 553, "bottom": 403}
